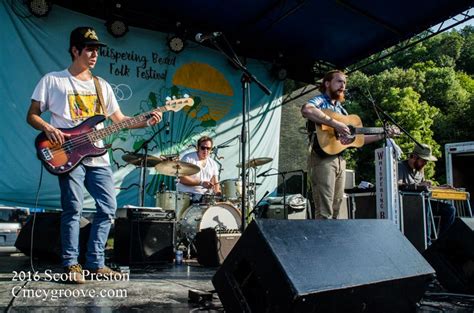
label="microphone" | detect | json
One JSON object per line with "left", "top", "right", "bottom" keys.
{"left": 216, "top": 144, "right": 230, "bottom": 149}
{"left": 257, "top": 168, "right": 273, "bottom": 178}
{"left": 195, "top": 32, "right": 222, "bottom": 43}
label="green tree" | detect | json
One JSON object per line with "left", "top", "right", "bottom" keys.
{"left": 343, "top": 26, "right": 474, "bottom": 184}
{"left": 346, "top": 69, "right": 440, "bottom": 182}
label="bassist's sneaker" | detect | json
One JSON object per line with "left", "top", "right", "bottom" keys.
{"left": 64, "top": 264, "right": 86, "bottom": 284}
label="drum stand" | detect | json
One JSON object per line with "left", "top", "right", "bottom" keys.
{"left": 247, "top": 167, "right": 258, "bottom": 214}
{"left": 133, "top": 125, "right": 165, "bottom": 206}
{"left": 172, "top": 169, "right": 182, "bottom": 252}
{"left": 172, "top": 167, "right": 196, "bottom": 259}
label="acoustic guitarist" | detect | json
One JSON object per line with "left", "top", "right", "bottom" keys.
{"left": 26, "top": 26, "right": 162, "bottom": 283}
{"left": 301, "top": 70, "right": 394, "bottom": 220}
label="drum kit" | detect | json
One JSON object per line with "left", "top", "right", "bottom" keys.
{"left": 122, "top": 153, "right": 272, "bottom": 248}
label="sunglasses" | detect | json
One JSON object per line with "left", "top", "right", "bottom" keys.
{"left": 199, "top": 146, "right": 212, "bottom": 151}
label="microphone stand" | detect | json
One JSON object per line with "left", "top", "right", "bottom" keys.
{"left": 358, "top": 89, "right": 423, "bottom": 149}
{"left": 206, "top": 36, "right": 272, "bottom": 232}
{"left": 133, "top": 124, "right": 166, "bottom": 206}
{"left": 212, "top": 135, "right": 240, "bottom": 178}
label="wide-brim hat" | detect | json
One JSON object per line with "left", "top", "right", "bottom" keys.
{"left": 70, "top": 27, "right": 107, "bottom": 48}
{"left": 413, "top": 143, "right": 437, "bottom": 161}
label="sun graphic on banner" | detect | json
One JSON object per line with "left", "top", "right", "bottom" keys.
{"left": 172, "top": 62, "right": 234, "bottom": 125}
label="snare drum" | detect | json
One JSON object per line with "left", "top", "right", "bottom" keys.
{"left": 220, "top": 179, "right": 242, "bottom": 201}
{"left": 179, "top": 203, "right": 241, "bottom": 240}
{"left": 155, "top": 191, "right": 190, "bottom": 215}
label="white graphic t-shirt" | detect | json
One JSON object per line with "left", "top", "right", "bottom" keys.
{"left": 31, "top": 69, "right": 119, "bottom": 167}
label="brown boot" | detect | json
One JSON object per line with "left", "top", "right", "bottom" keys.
{"left": 64, "top": 264, "right": 86, "bottom": 284}
{"left": 86, "top": 266, "right": 124, "bottom": 281}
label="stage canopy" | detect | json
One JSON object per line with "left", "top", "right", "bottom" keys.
{"left": 54, "top": 0, "right": 473, "bottom": 82}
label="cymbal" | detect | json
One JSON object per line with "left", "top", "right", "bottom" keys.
{"left": 122, "top": 153, "right": 164, "bottom": 167}
{"left": 236, "top": 157, "right": 273, "bottom": 168}
{"left": 155, "top": 160, "right": 200, "bottom": 177}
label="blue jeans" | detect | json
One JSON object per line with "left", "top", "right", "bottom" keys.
{"left": 58, "top": 164, "right": 116, "bottom": 269}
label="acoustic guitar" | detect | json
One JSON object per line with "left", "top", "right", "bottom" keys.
{"left": 35, "top": 97, "right": 194, "bottom": 175}
{"left": 316, "top": 109, "right": 397, "bottom": 155}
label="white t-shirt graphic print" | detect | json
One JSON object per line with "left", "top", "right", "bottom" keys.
{"left": 31, "top": 69, "right": 119, "bottom": 167}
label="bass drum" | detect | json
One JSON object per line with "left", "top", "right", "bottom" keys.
{"left": 179, "top": 203, "right": 241, "bottom": 240}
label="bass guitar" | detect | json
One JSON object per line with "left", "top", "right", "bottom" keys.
{"left": 316, "top": 109, "right": 398, "bottom": 155}
{"left": 35, "top": 97, "right": 194, "bottom": 175}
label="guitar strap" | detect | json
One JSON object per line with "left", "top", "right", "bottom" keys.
{"left": 93, "top": 75, "right": 108, "bottom": 118}
{"left": 306, "top": 120, "right": 338, "bottom": 158}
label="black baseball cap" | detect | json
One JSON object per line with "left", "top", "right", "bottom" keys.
{"left": 70, "top": 26, "right": 107, "bottom": 48}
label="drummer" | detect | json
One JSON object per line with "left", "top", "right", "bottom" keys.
{"left": 177, "top": 136, "right": 221, "bottom": 202}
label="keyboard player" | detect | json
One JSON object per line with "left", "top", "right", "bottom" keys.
{"left": 398, "top": 144, "right": 455, "bottom": 244}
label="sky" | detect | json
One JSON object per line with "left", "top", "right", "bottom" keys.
{"left": 435, "top": 10, "right": 473, "bottom": 31}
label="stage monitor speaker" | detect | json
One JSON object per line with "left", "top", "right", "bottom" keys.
{"left": 213, "top": 219, "right": 434, "bottom": 313}
{"left": 195, "top": 228, "right": 241, "bottom": 267}
{"left": 114, "top": 218, "right": 174, "bottom": 265}
{"left": 15, "top": 212, "right": 90, "bottom": 262}
{"left": 423, "top": 217, "right": 474, "bottom": 294}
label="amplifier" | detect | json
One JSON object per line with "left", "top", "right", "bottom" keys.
{"left": 195, "top": 228, "right": 241, "bottom": 267}
{"left": 127, "top": 209, "right": 175, "bottom": 220}
{"left": 114, "top": 218, "right": 175, "bottom": 264}
{"left": 117, "top": 207, "right": 175, "bottom": 220}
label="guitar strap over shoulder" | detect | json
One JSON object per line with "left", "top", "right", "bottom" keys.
{"left": 93, "top": 75, "right": 108, "bottom": 118}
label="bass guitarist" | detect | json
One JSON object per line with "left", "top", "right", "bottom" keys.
{"left": 26, "top": 26, "right": 161, "bottom": 283}
{"left": 301, "top": 70, "right": 392, "bottom": 220}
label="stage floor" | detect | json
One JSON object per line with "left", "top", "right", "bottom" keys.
{"left": 1, "top": 253, "right": 473, "bottom": 312}
{"left": 0, "top": 253, "right": 222, "bottom": 312}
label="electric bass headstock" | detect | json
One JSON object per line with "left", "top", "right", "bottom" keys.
{"left": 164, "top": 94, "right": 194, "bottom": 112}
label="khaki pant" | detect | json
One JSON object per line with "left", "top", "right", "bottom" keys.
{"left": 308, "top": 150, "right": 346, "bottom": 219}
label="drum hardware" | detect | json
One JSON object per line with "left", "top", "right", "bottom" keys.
{"left": 123, "top": 123, "right": 167, "bottom": 206}
{"left": 235, "top": 157, "right": 273, "bottom": 216}
{"left": 122, "top": 153, "right": 164, "bottom": 167}
{"left": 122, "top": 153, "right": 166, "bottom": 207}
{"left": 200, "top": 193, "right": 223, "bottom": 205}
{"left": 155, "top": 160, "right": 201, "bottom": 250}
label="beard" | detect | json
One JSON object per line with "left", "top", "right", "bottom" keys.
{"left": 328, "top": 89, "right": 345, "bottom": 102}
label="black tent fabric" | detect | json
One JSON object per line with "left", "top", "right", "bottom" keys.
{"left": 55, "top": 0, "right": 472, "bottom": 82}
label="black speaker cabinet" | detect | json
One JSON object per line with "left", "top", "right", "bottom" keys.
{"left": 195, "top": 228, "right": 241, "bottom": 267}
{"left": 114, "top": 218, "right": 174, "bottom": 265}
{"left": 400, "top": 192, "right": 428, "bottom": 252}
{"left": 347, "top": 191, "right": 428, "bottom": 252}
{"left": 423, "top": 217, "right": 474, "bottom": 294}
{"left": 346, "top": 191, "right": 377, "bottom": 218}
{"left": 15, "top": 212, "right": 90, "bottom": 262}
{"left": 213, "top": 219, "right": 434, "bottom": 313}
